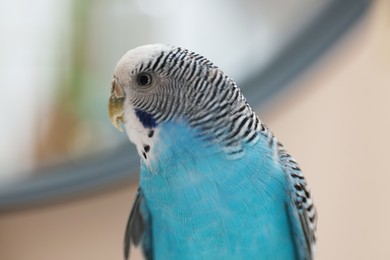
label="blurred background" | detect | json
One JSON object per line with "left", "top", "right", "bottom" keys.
{"left": 0, "top": 0, "right": 388, "bottom": 259}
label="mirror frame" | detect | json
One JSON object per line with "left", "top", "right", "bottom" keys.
{"left": 0, "top": 0, "right": 370, "bottom": 211}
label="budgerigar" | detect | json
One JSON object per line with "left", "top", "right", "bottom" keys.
{"left": 108, "top": 44, "right": 317, "bottom": 260}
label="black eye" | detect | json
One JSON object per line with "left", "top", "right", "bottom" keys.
{"left": 137, "top": 73, "right": 152, "bottom": 87}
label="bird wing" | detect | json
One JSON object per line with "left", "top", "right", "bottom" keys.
{"left": 124, "top": 188, "right": 153, "bottom": 260}
{"left": 258, "top": 123, "right": 316, "bottom": 259}
{"left": 278, "top": 142, "right": 317, "bottom": 260}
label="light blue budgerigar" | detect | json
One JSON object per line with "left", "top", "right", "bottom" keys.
{"left": 108, "top": 44, "right": 317, "bottom": 260}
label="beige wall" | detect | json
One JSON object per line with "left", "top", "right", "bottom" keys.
{"left": 1, "top": 1, "right": 389, "bottom": 259}
{"left": 264, "top": 1, "right": 390, "bottom": 259}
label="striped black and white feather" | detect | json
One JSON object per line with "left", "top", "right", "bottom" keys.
{"left": 115, "top": 45, "right": 262, "bottom": 159}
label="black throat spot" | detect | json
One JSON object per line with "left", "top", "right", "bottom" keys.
{"left": 135, "top": 109, "right": 157, "bottom": 129}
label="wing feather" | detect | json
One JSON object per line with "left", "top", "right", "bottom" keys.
{"left": 260, "top": 124, "right": 317, "bottom": 259}
{"left": 278, "top": 141, "right": 317, "bottom": 260}
{"left": 124, "top": 188, "right": 153, "bottom": 260}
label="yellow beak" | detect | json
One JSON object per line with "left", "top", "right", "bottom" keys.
{"left": 108, "top": 81, "right": 125, "bottom": 132}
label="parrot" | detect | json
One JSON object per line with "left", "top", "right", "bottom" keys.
{"left": 108, "top": 44, "right": 317, "bottom": 260}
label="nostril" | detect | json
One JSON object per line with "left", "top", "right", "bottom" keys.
{"left": 112, "top": 79, "right": 125, "bottom": 98}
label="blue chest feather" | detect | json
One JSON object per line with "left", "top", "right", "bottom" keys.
{"left": 140, "top": 122, "right": 297, "bottom": 259}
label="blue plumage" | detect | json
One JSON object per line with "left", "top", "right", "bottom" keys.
{"left": 139, "top": 122, "right": 299, "bottom": 259}
{"left": 109, "top": 44, "right": 316, "bottom": 260}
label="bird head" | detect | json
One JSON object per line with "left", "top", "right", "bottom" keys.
{"left": 108, "top": 44, "right": 258, "bottom": 160}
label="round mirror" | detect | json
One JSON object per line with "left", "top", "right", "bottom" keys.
{"left": 0, "top": 0, "right": 370, "bottom": 209}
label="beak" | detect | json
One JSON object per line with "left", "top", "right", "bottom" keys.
{"left": 108, "top": 80, "right": 126, "bottom": 132}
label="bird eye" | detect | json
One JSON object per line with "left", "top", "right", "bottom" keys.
{"left": 137, "top": 73, "right": 153, "bottom": 87}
